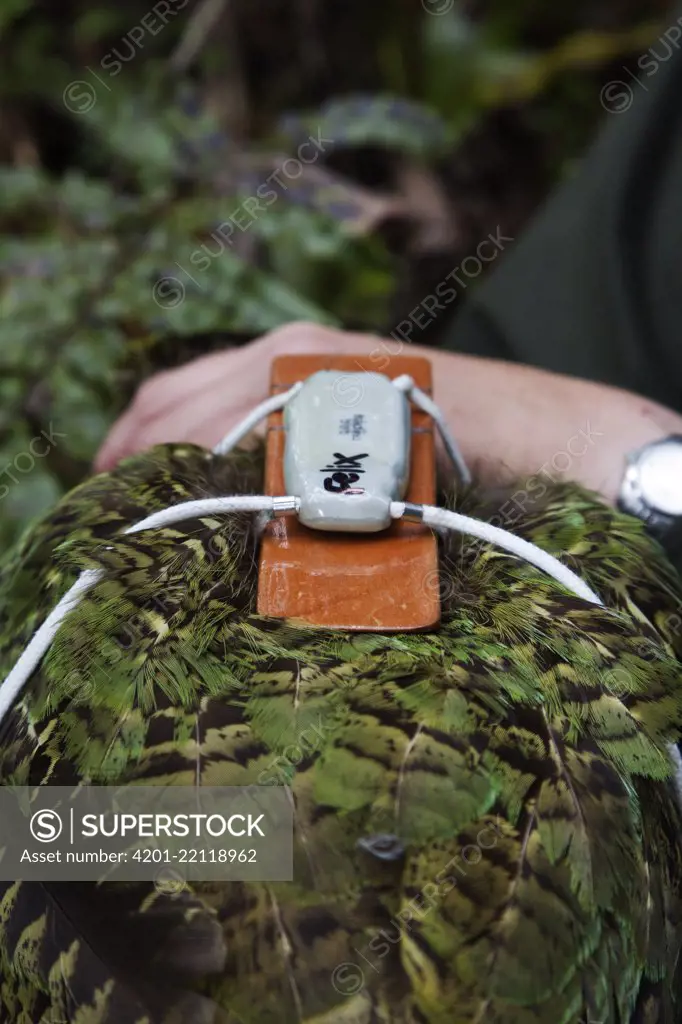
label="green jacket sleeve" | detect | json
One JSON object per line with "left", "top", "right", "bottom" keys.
{"left": 443, "top": 35, "right": 682, "bottom": 416}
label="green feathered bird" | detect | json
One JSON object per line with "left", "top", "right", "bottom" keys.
{"left": 0, "top": 442, "right": 681, "bottom": 1024}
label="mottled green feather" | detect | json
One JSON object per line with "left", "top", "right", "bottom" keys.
{"left": 0, "top": 444, "right": 680, "bottom": 1022}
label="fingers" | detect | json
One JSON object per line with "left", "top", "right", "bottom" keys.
{"left": 127, "top": 349, "right": 239, "bottom": 425}
{"left": 94, "top": 322, "right": 388, "bottom": 472}
{"left": 94, "top": 350, "right": 240, "bottom": 470}
{"left": 96, "top": 394, "right": 248, "bottom": 471}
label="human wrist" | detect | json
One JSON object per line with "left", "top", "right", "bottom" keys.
{"left": 580, "top": 388, "right": 682, "bottom": 505}
{"left": 427, "top": 349, "right": 682, "bottom": 505}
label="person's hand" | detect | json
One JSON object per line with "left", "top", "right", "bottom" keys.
{"left": 94, "top": 324, "right": 388, "bottom": 471}
{"left": 94, "top": 321, "right": 682, "bottom": 505}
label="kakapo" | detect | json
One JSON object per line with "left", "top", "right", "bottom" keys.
{"left": 0, "top": 358, "right": 680, "bottom": 1024}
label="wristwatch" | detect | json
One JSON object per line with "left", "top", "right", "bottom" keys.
{"left": 618, "top": 435, "right": 682, "bottom": 544}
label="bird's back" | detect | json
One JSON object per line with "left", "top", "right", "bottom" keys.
{"left": 0, "top": 443, "right": 681, "bottom": 1024}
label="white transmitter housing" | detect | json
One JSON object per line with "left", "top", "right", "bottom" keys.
{"left": 282, "top": 371, "right": 411, "bottom": 532}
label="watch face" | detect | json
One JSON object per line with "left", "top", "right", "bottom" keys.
{"left": 638, "top": 439, "right": 682, "bottom": 515}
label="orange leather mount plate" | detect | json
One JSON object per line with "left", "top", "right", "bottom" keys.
{"left": 256, "top": 354, "right": 439, "bottom": 631}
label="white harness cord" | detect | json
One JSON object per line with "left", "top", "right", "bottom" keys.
{"left": 212, "top": 383, "right": 303, "bottom": 457}
{"left": 0, "top": 496, "right": 301, "bottom": 726}
{"left": 0, "top": 568, "right": 103, "bottom": 726}
{"left": 0, "top": 374, "right": 604, "bottom": 730}
{"left": 391, "top": 374, "right": 471, "bottom": 487}
{"left": 392, "top": 502, "right": 602, "bottom": 605}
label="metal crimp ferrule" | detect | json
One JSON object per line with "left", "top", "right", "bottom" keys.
{"left": 401, "top": 502, "right": 424, "bottom": 522}
{"left": 272, "top": 496, "right": 300, "bottom": 515}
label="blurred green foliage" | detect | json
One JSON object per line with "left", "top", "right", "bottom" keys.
{"left": 0, "top": 0, "right": 668, "bottom": 545}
